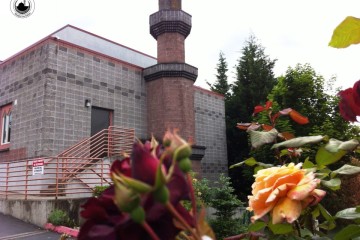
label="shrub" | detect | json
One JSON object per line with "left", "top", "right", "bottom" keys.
{"left": 48, "top": 209, "right": 74, "bottom": 227}
{"left": 194, "top": 174, "right": 248, "bottom": 239}
{"left": 93, "top": 185, "right": 109, "bottom": 197}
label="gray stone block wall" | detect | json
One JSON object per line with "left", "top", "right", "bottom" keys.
{"left": 0, "top": 39, "right": 148, "bottom": 160}
{"left": 194, "top": 87, "right": 228, "bottom": 181}
{"left": 0, "top": 42, "right": 51, "bottom": 160}
{"left": 44, "top": 41, "right": 148, "bottom": 155}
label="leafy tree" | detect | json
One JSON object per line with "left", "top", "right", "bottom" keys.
{"left": 269, "top": 63, "right": 329, "bottom": 137}
{"left": 206, "top": 51, "right": 230, "bottom": 98}
{"left": 269, "top": 63, "right": 359, "bottom": 140}
{"left": 226, "top": 35, "right": 277, "bottom": 199}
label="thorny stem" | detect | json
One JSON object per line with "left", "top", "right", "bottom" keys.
{"left": 165, "top": 202, "right": 200, "bottom": 239}
{"left": 141, "top": 221, "right": 160, "bottom": 240}
{"left": 186, "top": 173, "right": 201, "bottom": 234}
{"left": 294, "top": 220, "right": 301, "bottom": 237}
{"left": 176, "top": 231, "right": 191, "bottom": 240}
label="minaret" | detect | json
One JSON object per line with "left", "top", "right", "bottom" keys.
{"left": 144, "top": 0, "right": 197, "bottom": 142}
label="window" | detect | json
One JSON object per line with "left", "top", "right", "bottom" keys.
{"left": 0, "top": 104, "right": 12, "bottom": 148}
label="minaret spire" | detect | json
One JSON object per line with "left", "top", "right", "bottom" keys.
{"left": 144, "top": 0, "right": 197, "bottom": 141}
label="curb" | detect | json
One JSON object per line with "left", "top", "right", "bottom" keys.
{"left": 44, "top": 223, "right": 79, "bottom": 237}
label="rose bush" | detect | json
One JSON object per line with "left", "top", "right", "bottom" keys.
{"left": 79, "top": 130, "right": 215, "bottom": 240}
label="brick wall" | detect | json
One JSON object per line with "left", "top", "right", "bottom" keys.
{"left": 157, "top": 33, "right": 185, "bottom": 63}
{"left": 146, "top": 77, "right": 195, "bottom": 141}
{"left": 194, "top": 87, "right": 228, "bottom": 181}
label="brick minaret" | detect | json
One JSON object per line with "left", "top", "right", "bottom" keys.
{"left": 144, "top": 0, "right": 197, "bottom": 142}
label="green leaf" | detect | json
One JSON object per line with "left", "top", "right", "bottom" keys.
{"left": 280, "top": 149, "right": 290, "bottom": 157}
{"left": 121, "top": 175, "right": 153, "bottom": 193}
{"left": 248, "top": 128, "right": 278, "bottom": 149}
{"left": 312, "top": 206, "right": 320, "bottom": 219}
{"left": 329, "top": 16, "right": 360, "bottom": 48}
{"left": 321, "top": 178, "right": 341, "bottom": 191}
{"left": 318, "top": 203, "right": 333, "bottom": 221}
{"left": 271, "top": 135, "right": 323, "bottom": 149}
{"left": 356, "top": 206, "right": 360, "bottom": 213}
{"left": 317, "top": 204, "right": 336, "bottom": 230}
{"left": 244, "top": 157, "right": 257, "bottom": 166}
{"left": 256, "top": 162, "right": 274, "bottom": 168}
{"left": 254, "top": 165, "right": 263, "bottom": 174}
{"left": 334, "top": 224, "right": 360, "bottom": 240}
{"left": 268, "top": 221, "right": 293, "bottom": 234}
{"left": 332, "top": 164, "right": 360, "bottom": 176}
{"left": 155, "top": 162, "right": 167, "bottom": 189}
{"left": 336, "top": 207, "right": 360, "bottom": 220}
{"left": 315, "top": 146, "right": 347, "bottom": 166}
{"left": 229, "top": 161, "right": 245, "bottom": 169}
{"left": 325, "top": 138, "right": 359, "bottom": 153}
{"left": 303, "top": 157, "right": 315, "bottom": 169}
{"left": 248, "top": 221, "right": 266, "bottom": 231}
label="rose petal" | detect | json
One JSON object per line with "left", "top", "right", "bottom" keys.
{"left": 338, "top": 88, "right": 360, "bottom": 122}
{"left": 266, "top": 183, "right": 295, "bottom": 204}
{"left": 131, "top": 142, "right": 160, "bottom": 185}
{"left": 353, "top": 80, "right": 360, "bottom": 106}
{"left": 270, "top": 170, "right": 304, "bottom": 190}
{"left": 296, "top": 172, "right": 315, "bottom": 186}
{"left": 287, "top": 178, "right": 319, "bottom": 201}
{"left": 303, "top": 189, "right": 327, "bottom": 207}
{"left": 110, "top": 158, "right": 131, "bottom": 177}
{"left": 249, "top": 187, "right": 274, "bottom": 220}
{"left": 272, "top": 197, "right": 302, "bottom": 224}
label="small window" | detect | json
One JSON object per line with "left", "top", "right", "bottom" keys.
{"left": 0, "top": 104, "right": 12, "bottom": 147}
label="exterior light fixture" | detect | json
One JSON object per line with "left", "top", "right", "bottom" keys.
{"left": 85, "top": 99, "right": 91, "bottom": 108}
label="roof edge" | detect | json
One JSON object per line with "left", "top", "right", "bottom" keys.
{"left": 53, "top": 25, "right": 157, "bottom": 60}
{"left": 193, "top": 85, "right": 225, "bottom": 98}
{"left": 0, "top": 36, "right": 53, "bottom": 66}
{"left": 0, "top": 24, "right": 157, "bottom": 66}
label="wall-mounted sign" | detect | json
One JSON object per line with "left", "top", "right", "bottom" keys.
{"left": 32, "top": 160, "right": 44, "bottom": 175}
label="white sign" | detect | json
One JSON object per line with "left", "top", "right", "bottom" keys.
{"left": 33, "top": 160, "right": 44, "bottom": 175}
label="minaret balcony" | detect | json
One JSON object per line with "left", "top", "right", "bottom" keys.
{"left": 143, "top": 63, "right": 198, "bottom": 82}
{"left": 150, "top": 10, "right": 192, "bottom": 39}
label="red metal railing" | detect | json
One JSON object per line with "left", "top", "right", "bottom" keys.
{"left": 58, "top": 126, "right": 134, "bottom": 159}
{"left": 0, "top": 157, "right": 111, "bottom": 200}
{"left": 0, "top": 126, "right": 135, "bottom": 200}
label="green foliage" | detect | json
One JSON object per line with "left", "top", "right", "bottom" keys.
{"left": 48, "top": 209, "right": 74, "bottom": 227}
{"left": 206, "top": 51, "right": 230, "bottom": 98}
{"left": 269, "top": 64, "right": 328, "bottom": 136}
{"left": 232, "top": 35, "right": 277, "bottom": 117}
{"left": 226, "top": 35, "right": 277, "bottom": 200}
{"left": 93, "top": 185, "right": 109, "bottom": 197}
{"left": 194, "top": 174, "right": 247, "bottom": 239}
{"left": 329, "top": 16, "right": 360, "bottom": 48}
{"left": 231, "top": 93, "right": 360, "bottom": 238}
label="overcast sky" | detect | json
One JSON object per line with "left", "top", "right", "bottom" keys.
{"left": 1, "top": 0, "right": 359, "bottom": 91}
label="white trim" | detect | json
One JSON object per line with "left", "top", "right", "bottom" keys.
{"left": 1, "top": 112, "right": 11, "bottom": 145}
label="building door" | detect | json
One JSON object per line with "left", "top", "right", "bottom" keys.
{"left": 91, "top": 107, "right": 113, "bottom": 136}
{"left": 90, "top": 107, "right": 113, "bottom": 158}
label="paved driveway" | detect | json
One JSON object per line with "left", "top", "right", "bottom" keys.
{"left": 0, "top": 213, "right": 68, "bottom": 240}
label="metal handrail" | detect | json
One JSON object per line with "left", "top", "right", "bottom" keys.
{"left": 0, "top": 126, "right": 135, "bottom": 200}
{"left": 0, "top": 157, "right": 112, "bottom": 200}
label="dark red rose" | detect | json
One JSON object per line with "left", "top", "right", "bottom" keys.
{"left": 338, "top": 84, "right": 360, "bottom": 122}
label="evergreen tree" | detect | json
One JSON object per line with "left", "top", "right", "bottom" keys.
{"left": 226, "top": 35, "right": 277, "bottom": 199}
{"left": 206, "top": 51, "right": 230, "bottom": 98}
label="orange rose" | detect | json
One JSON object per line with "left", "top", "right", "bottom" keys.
{"left": 248, "top": 163, "right": 326, "bottom": 224}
